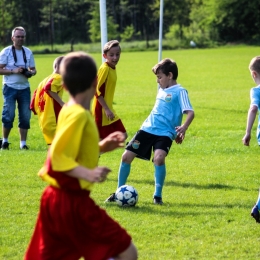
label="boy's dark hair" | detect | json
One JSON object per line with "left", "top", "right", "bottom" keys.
{"left": 60, "top": 52, "right": 97, "bottom": 96}
{"left": 103, "top": 40, "right": 120, "bottom": 54}
{"left": 152, "top": 58, "right": 178, "bottom": 80}
{"left": 249, "top": 56, "right": 260, "bottom": 74}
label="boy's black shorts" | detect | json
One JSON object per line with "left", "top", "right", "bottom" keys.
{"left": 126, "top": 130, "right": 173, "bottom": 161}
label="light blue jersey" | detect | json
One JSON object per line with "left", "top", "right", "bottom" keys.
{"left": 250, "top": 85, "right": 260, "bottom": 144}
{"left": 141, "top": 84, "right": 193, "bottom": 140}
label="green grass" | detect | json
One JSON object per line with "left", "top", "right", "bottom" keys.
{"left": 1, "top": 46, "right": 260, "bottom": 259}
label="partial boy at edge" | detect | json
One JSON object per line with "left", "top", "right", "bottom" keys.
{"left": 242, "top": 56, "right": 260, "bottom": 223}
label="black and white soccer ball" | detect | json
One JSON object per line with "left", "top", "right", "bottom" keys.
{"left": 115, "top": 185, "right": 138, "bottom": 207}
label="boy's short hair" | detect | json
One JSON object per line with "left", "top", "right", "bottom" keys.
{"left": 152, "top": 58, "right": 178, "bottom": 80}
{"left": 53, "top": 56, "right": 64, "bottom": 70}
{"left": 60, "top": 52, "right": 97, "bottom": 96}
{"left": 249, "top": 56, "right": 260, "bottom": 74}
{"left": 103, "top": 40, "right": 120, "bottom": 54}
{"left": 12, "top": 26, "right": 26, "bottom": 37}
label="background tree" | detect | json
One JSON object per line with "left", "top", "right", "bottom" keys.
{"left": 0, "top": 0, "right": 260, "bottom": 49}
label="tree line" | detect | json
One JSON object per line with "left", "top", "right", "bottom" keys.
{"left": 1, "top": 0, "right": 260, "bottom": 49}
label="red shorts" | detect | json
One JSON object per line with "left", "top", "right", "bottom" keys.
{"left": 98, "top": 119, "right": 126, "bottom": 139}
{"left": 24, "top": 186, "right": 132, "bottom": 260}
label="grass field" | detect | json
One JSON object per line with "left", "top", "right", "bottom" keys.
{"left": 1, "top": 46, "right": 260, "bottom": 259}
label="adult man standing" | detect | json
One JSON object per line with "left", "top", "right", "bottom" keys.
{"left": 0, "top": 26, "right": 37, "bottom": 150}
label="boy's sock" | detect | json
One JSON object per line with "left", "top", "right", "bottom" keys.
{"left": 20, "top": 141, "right": 26, "bottom": 148}
{"left": 3, "top": 138, "right": 8, "bottom": 143}
{"left": 154, "top": 164, "right": 166, "bottom": 198}
{"left": 255, "top": 190, "right": 260, "bottom": 209}
{"left": 118, "top": 162, "right": 131, "bottom": 188}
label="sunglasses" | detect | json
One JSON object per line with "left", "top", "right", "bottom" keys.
{"left": 14, "top": 36, "right": 25, "bottom": 39}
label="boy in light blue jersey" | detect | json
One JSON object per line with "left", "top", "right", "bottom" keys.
{"left": 105, "top": 58, "right": 195, "bottom": 204}
{"left": 242, "top": 56, "right": 260, "bottom": 223}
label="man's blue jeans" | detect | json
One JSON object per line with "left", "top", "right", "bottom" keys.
{"left": 2, "top": 84, "right": 31, "bottom": 129}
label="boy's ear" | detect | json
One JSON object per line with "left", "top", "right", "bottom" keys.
{"left": 102, "top": 53, "right": 106, "bottom": 59}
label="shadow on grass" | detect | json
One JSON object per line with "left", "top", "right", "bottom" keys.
{"left": 106, "top": 177, "right": 250, "bottom": 191}
{"left": 102, "top": 202, "right": 249, "bottom": 217}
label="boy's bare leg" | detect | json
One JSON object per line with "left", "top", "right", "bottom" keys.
{"left": 113, "top": 242, "right": 138, "bottom": 260}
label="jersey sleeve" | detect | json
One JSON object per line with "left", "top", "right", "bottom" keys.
{"left": 50, "top": 110, "right": 86, "bottom": 172}
{"left": 95, "top": 64, "right": 109, "bottom": 97}
{"left": 250, "top": 87, "right": 260, "bottom": 108}
{"left": 44, "top": 75, "right": 62, "bottom": 94}
{"left": 28, "top": 51, "right": 36, "bottom": 68}
{"left": 0, "top": 50, "right": 7, "bottom": 65}
{"left": 179, "top": 89, "right": 193, "bottom": 113}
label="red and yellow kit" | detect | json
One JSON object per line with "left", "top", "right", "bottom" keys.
{"left": 92, "top": 62, "right": 119, "bottom": 127}
{"left": 24, "top": 104, "right": 131, "bottom": 260}
{"left": 30, "top": 73, "right": 63, "bottom": 144}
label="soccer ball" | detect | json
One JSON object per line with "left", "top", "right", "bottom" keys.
{"left": 115, "top": 185, "right": 138, "bottom": 207}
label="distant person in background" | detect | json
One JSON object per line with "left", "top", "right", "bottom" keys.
{"left": 242, "top": 56, "right": 260, "bottom": 223}
{"left": 92, "top": 40, "right": 127, "bottom": 140}
{"left": 0, "top": 26, "right": 36, "bottom": 150}
{"left": 30, "top": 56, "right": 64, "bottom": 145}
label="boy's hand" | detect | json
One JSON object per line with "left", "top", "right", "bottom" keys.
{"left": 242, "top": 133, "right": 251, "bottom": 146}
{"left": 175, "top": 134, "right": 184, "bottom": 144}
{"left": 92, "top": 167, "right": 111, "bottom": 182}
{"left": 99, "top": 131, "right": 125, "bottom": 153}
{"left": 175, "top": 126, "right": 186, "bottom": 144}
{"left": 105, "top": 108, "right": 115, "bottom": 120}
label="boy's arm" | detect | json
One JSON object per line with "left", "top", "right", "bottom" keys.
{"left": 47, "top": 90, "right": 65, "bottom": 107}
{"left": 64, "top": 132, "right": 125, "bottom": 182}
{"left": 97, "top": 95, "right": 114, "bottom": 120}
{"left": 64, "top": 165, "right": 111, "bottom": 183}
{"left": 242, "top": 105, "right": 258, "bottom": 146}
{"left": 99, "top": 131, "right": 125, "bottom": 153}
{"left": 175, "top": 110, "right": 195, "bottom": 144}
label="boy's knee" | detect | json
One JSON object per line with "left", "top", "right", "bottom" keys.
{"left": 153, "top": 153, "right": 166, "bottom": 166}
{"left": 121, "top": 150, "right": 134, "bottom": 164}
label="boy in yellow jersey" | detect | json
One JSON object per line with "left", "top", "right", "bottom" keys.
{"left": 92, "top": 40, "right": 127, "bottom": 140}
{"left": 24, "top": 52, "right": 138, "bottom": 260}
{"left": 30, "top": 56, "right": 64, "bottom": 145}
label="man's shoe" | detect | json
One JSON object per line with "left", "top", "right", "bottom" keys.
{"left": 1, "top": 142, "right": 9, "bottom": 150}
{"left": 153, "top": 196, "right": 163, "bottom": 205}
{"left": 105, "top": 193, "right": 116, "bottom": 202}
{"left": 251, "top": 205, "right": 260, "bottom": 223}
{"left": 20, "top": 145, "right": 29, "bottom": 150}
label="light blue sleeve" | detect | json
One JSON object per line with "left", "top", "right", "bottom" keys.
{"left": 250, "top": 87, "right": 260, "bottom": 108}
{"left": 179, "top": 89, "right": 193, "bottom": 113}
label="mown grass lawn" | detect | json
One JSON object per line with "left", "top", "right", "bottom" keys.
{"left": 1, "top": 46, "right": 260, "bottom": 259}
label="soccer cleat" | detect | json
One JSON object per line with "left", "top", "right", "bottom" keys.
{"left": 153, "top": 196, "right": 163, "bottom": 205}
{"left": 105, "top": 193, "right": 116, "bottom": 202}
{"left": 251, "top": 205, "right": 260, "bottom": 223}
{"left": 20, "top": 145, "right": 29, "bottom": 150}
{"left": 1, "top": 142, "right": 10, "bottom": 150}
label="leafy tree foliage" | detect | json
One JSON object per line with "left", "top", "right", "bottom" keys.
{"left": 0, "top": 0, "right": 259, "bottom": 47}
